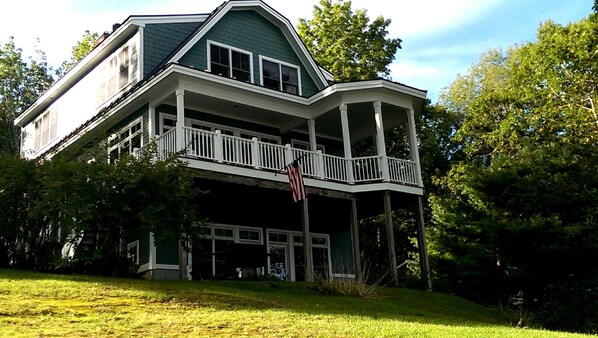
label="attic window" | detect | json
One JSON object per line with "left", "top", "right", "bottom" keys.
{"left": 208, "top": 41, "right": 252, "bottom": 83}
{"left": 260, "top": 56, "right": 300, "bottom": 95}
{"left": 34, "top": 109, "right": 57, "bottom": 152}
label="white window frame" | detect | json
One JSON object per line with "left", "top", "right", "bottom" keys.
{"left": 291, "top": 139, "right": 325, "bottom": 153}
{"left": 159, "top": 112, "right": 281, "bottom": 144}
{"left": 265, "top": 229, "right": 332, "bottom": 282}
{"left": 108, "top": 118, "right": 143, "bottom": 162}
{"left": 97, "top": 41, "right": 138, "bottom": 106}
{"left": 259, "top": 55, "right": 302, "bottom": 96}
{"left": 207, "top": 40, "right": 254, "bottom": 83}
{"left": 127, "top": 240, "right": 140, "bottom": 265}
{"left": 33, "top": 108, "right": 58, "bottom": 152}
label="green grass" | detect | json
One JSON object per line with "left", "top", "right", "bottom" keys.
{"left": 0, "top": 269, "right": 590, "bottom": 337}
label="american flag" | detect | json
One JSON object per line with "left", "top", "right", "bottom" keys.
{"left": 286, "top": 160, "right": 306, "bottom": 203}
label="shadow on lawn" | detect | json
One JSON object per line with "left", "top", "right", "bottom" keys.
{"left": 1, "top": 269, "right": 501, "bottom": 328}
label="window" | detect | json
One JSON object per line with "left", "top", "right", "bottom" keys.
{"left": 108, "top": 119, "right": 142, "bottom": 163}
{"left": 214, "top": 227, "right": 234, "bottom": 239}
{"left": 238, "top": 228, "right": 261, "bottom": 243}
{"left": 127, "top": 241, "right": 139, "bottom": 264}
{"left": 97, "top": 42, "right": 137, "bottom": 105}
{"left": 34, "top": 109, "right": 57, "bottom": 151}
{"left": 260, "top": 57, "right": 300, "bottom": 95}
{"left": 208, "top": 41, "right": 252, "bottom": 83}
{"left": 291, "top": 139, "right": 325, "bottom": 153}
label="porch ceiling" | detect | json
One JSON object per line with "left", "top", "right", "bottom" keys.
{"left": 160, "top": 92, "right": 306, "bottom": 132}
{"left": 294, "top": 102, "right": 408, "bottom": 143}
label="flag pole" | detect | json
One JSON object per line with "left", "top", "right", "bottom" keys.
{"left": 274, "top": 152, "right": 308, "bottom": 176}
{"left": 301, "top": 197, "right": 313, "bottom": 282}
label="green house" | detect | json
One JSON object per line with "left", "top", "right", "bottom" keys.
{"left": 15, "top": 0, "right": 429, "bottom": 284}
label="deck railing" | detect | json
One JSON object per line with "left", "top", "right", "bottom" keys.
{"left": 149, "top": 127, "right": 420, "bottom": 186}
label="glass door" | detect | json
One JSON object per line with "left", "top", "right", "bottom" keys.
{"left": 268, "top": 245, "right": 289, "bottom": 281}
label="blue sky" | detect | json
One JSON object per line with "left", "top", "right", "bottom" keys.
{"left": 0, "top": 0, "right": 593, "bottom": 102}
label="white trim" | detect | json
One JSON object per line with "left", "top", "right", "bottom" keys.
{"left": 265, "top": 229, "right": 332, "bottom": 282}
{"left": 127, "top": 240, "right": 140, "bottom": 265}
{"left": 207, "top": 40, "right": 254, "bottom": 83}
{"left": 138, "top": 26, "right": 144, "bottom": 83}
{"left": 159, "top": 112, "right": 281, "bottom": 144}
{"left": 154, "top": 264, "right": 180, "bottom": 270}
{"left": 107, "top": 117, "right": 143, "bottom": 161}
{"left": 130, "top": 14, "right": 208, "bottom": 26}
{"left": 149, "top": 232, "right": 156, "bottom": 269}
{"left": 259, "top": 55, "right": 302, "bottom": 96}
{"left": 291, "top": 139, "right": 324, "bottom": 153}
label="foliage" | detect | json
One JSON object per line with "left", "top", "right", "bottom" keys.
{"left": 0, "top": 148, "right": 203, "bottom": 276}
{"left": 0, "top": 37, "right": 54, "bottom": 155}
{"left": 310, "top": 276, "right": 380, "bottom": 299}
{"left": 3, "top": 269, "right": 589, "bottom": 337}
{"left": 430, "top": 12, "right": 598, "bottom": 333}
{"left": 59, "top": 31, "right": 99, "bottom": 75}
{"left": 298, "top": 0, "right": 401, "bottom": 82}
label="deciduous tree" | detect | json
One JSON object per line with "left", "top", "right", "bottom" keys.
{"left": 298, "top": 0, "right": 401, "bottom": 82}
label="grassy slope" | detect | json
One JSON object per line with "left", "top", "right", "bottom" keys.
{"left": 0, "top": 269, "right": 589, "bottom": 337}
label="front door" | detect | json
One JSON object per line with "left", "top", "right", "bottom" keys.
{"left": 268, "top": 245, "right": 289, "bottom": 281}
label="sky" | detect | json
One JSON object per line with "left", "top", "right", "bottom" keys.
{"left": 0, "top": 0, "right": 593, "bottom": 102}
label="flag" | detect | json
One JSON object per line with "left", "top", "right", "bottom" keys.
{"left": 286, "top": 160, "right": 306, "bottom": 203}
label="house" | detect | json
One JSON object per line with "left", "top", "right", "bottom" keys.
{"left": 15, "top": 0, "right": 430, "bottom": 286}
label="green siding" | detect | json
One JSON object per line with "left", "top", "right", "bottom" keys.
{"left": 156, "top": 235, "right": 179, "bottom": 265}
{"left": 329, "top": 224, "right": 355, "bottom": 275}
{"left": 143, "top": 22, "right": 201, "bottom": 76}
{"left": 139, "top": 231, "right": 150, "bottom": 265}
{"left": 179, "top": 10, "right": 320, "bottom": 97}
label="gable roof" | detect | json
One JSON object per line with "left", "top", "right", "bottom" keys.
{"left": 166, "top": 0, "right": 329, "bottom": 90}
{"left": 15, "top": 13, "right": 208, "bottom": 127}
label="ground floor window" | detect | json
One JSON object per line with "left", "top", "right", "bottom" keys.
{"left": 191, "top": 225, "right": 331, "bottom": 282}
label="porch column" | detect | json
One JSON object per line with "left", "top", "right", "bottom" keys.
{"left": 384, "top": 190, "right": 399, "bottom": 286}
{"left": 407, "top": 108, "right": 423, "bottom": 186}
{"left": 302, "top": 199, "right": 314, "bottom": 282}
{"left": 339, "top": 104, "right": 354, "bottom": 183}
{"left": 308, "top": 119, "right": 317, "bottom": 151}
{"left": 350, "top": 198, "right": 362, "bottom": 280}
{"left": 176, "top": 89, "right": 185, "bottom": 152}
{"left": 374, "top": 101, "right": 390, "bottom": 181}
{"left": 416, "top": 195, "right": 432, "bottom": 291}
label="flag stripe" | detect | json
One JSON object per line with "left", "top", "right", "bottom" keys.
{"left": 287, "top": 162, "right": 306, "bottom": 203}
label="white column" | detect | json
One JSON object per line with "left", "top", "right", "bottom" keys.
{"left": 148, "top": 105, "right": 156, "bottom": 138}
{"left": 374, "top": 101, "right": 390, "bottom": 181}
{"left": 339, "top": 104, "right": 354, "bottom": 183}
{"left": 308, "top": 119, "right": 317, "bottom": 152}
{"left": 175, "top": 89, "right": 185, "bottom": 152}
{"left": 407, "top": 108, "right": 423, "bottom": 186}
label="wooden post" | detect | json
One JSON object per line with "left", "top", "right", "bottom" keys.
{"left": 178, "top": 239, "right": 187, "bottom": 281}
{"left": 302, "top": 198, "right": 314, "bottom": 282}
{"left": 350, "top": 198, "right": 362, "bottom": 281}
{"left": 384, "top": 190, "right": 399, "bottom": 286}
{"left": 416, "top": 195, "right": 432, "bottom": 291}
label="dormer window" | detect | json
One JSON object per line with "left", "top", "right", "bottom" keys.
{"left": 34, "top": 109, "right": 57, "bottom": 152}
{"left": 260, "top": 56, "right": 300, "bottom": 95}
{"left": 208, "top": 41, "right": 252, "bottom": 83}
{"left": 97, "top": 42, "right": 137, "bottom": 105}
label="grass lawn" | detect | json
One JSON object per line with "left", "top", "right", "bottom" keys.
{"left": 0, "top": 269, "right": 589, "bottom": 337}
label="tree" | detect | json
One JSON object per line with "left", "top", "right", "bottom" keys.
{"left": 298, "top": 0, "right": 401, "bottom": 82}
{"left": 0, "top": 147, "right": 204, "bottom": 276}
{"left": 60, "top": 31, "right": 99, "bottom": 74}
{"left": 0, "top": 37, "right": 54, "bottom": 155}
{"left": 430, "top": 12, "right": 598, "bottom": 333}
